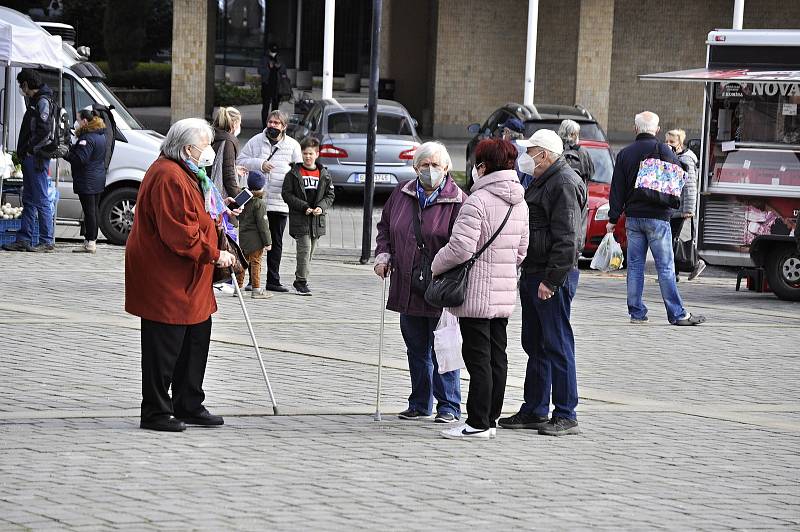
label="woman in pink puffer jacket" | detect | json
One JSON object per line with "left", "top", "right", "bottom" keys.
{"left": 432, "top": 139, "right": 529, "bottom": 440}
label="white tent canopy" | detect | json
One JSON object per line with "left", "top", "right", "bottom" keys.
{"left": 0, "top": 19, "right": 62, "bottom": 68}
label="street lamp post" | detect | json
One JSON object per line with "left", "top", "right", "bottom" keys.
{"left": 360, "top": 0, "right": 382, "bottom": 264}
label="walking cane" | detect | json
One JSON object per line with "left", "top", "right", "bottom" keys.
{"left": 231, "top": 270, "right": 280, "bottom": 415}
{"left": 374, "top": 276, "right": 388, "bottom": 421}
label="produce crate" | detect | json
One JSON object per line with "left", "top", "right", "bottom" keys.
{"left": 0, "top": 218, "right": 39, "bottom": 246}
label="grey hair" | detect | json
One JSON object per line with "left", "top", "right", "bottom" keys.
{"left": 412, "top": 141, "right": 452, "bottom": 171}
{"left": 267, "top": 109, "right": 289, "bottom": 127}
{"left": 635, "top": 111, "right": 660, "bottom": 135}
{"left": 161, "top": 118, "right": 215, "bottom": 161}
{"left": 558, "top": 119, "right": 581, "bottom": 144}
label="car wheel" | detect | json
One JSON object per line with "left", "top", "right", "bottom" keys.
{"left": 765, "top": 246, "right": 800, "bottom": 301}
{"left": 100, "top": 187, "right": 138, "bottom": 245}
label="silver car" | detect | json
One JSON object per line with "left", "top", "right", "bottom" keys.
{"left": 286, "top": 98, "right": 421, "bottom": 192}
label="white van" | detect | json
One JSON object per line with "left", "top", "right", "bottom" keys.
{"left": 0, "top": 6, "right": 161, "bottom": 244}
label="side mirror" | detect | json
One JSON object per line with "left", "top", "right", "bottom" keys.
{"left": 467, "top": 123, "right": 480, "bottom": 135}
{"left": 411, "top": 117, "right": 418, "bottom": 128}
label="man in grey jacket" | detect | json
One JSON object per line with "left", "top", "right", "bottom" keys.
{"left": 499, "top": 129, "right": 588, "bottom": 437}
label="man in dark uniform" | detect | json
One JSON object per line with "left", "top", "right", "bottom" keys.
{"left": 3, "top": 69, "right": 56, "bottom": 252}
{"left": 258, "top": 43, "right": 287, "bottom": 129}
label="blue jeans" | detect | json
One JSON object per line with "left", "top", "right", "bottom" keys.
{"left": 18, "top": 155, "right": 54, "bottom": 245}
{"left": 399, "top": 314, "right": 461, "bottom": 417}
{"left": 625, "top": 217, "right": 686, "bottom": 323}
{"left": 519, "top": 269, "right": 579, "bottom": 420}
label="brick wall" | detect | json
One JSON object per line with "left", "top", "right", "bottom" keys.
{"left": 607, "top": 0, "right": 800, "bottom": 140}
{"left": 575, "top": 0, "right": 614, "bottom": 130}
{"left": 171, "top": 0, "right": 216, "bottom": 122}
{"left": 431, "top": 0, "right": 578, "bottom": 138}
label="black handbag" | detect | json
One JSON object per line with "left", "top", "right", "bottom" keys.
{"left": 674, "top": 218, "right": 699, "bottom": 273}
{"left": 410, "top": 201, "right": 433, "bottom": 296}
{"left": 424, "top": 205, "right": 514, "bottom": 308}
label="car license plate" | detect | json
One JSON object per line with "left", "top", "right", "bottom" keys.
{"left": 354, "top": 173, "right": 392, "bottom": 184}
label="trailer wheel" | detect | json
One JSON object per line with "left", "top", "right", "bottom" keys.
{"left": 99, "top": 187, "right": 138, "bottom": 245}
{"left": 766, "top": 246, "right": 800, "bottom": 301}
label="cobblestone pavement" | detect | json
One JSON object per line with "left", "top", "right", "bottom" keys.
{"left": 0, "top": 244, "right": 798, "bottom": 530}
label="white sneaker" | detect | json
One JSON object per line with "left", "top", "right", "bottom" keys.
{"left": 213, "top": 283, "right": 235, "bottom": 295}
{"left": 441, "top": 423, "right": 492, "bottom": 440}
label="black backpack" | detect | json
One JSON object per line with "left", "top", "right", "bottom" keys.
{"left": 37, "top": 94, "right": 70, "bottom": 159}
{"left": 563, "top": 147, "right": 585, "bottom": 179}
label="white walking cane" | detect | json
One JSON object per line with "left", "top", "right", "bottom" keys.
{"left": 231, "top": 271, "right": 280, "bottom": 415}
{"left": 374, "top": 276, "right": 388, "bottom": 421}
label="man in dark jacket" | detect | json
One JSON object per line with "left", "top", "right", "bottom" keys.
{"left": 258, "top": 44, "right": 287, "bottom": 128}
{"left": 3, "top": 69, "right": 56, "bottom": 252}
{"left": 558, "top": 119, "right": 595, "bottom": 182}
{"left": 606, "top": 111, "right": 705, "bottom": 326}
{"left": 499, "top": 129, "right": 587, "bottom": 437}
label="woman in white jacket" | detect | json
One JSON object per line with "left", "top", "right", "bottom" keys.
{"left": 238, "top": 110, "right": 302, "bottom": 292}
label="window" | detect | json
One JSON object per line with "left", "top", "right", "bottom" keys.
{"left": 585, "top": 147, "right": 614, "bottom": 184}
{"left": 524, "top": 121, "right": 605, "bottom": 141}
{"left": 708, "top": 81, "right": 800, "bottom": 191}
{"left": 326, "top": 112, "right": 413, "bottom": 136}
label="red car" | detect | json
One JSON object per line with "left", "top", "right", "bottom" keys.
{"left": 579, "top": 139, "right": 627, "bottom": 258}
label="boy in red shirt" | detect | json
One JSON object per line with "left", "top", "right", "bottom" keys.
{"left": 281, "top": 137, "right": 335, "bottom": 295}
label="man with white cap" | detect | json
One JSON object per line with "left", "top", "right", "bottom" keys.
{"left": 499, "top": 129, "right": 588, "bottom": 436}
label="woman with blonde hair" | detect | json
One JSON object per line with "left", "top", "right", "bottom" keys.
{"left": 211, "top": 106, "right": 245, "bottom": 198}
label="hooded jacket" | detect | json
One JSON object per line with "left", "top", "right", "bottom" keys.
{"left": 521, "top": 158, "right": 588, "bottom": 287}
{"left": 65, "top": 116, "right": 107, "bottom": 195}
{"left": 282, "top": 162, "right": 336, "bottom": 238}
{"left": 672, "top": 148, "right": 698, "bottom": 218}
{"left": 17, "top": 84, "right": 54, "bottom": 158}
{"left": 375, "top": 177, "right": 465, "bottom": 318}
{"left": 211, "top": 127, "right": 241, "bottom": 198}
{"left": 432, "top": 170, "right": 529, "bottom": 319}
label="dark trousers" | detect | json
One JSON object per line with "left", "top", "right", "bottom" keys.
{"left": 140, "top": 317, "right": 212, "bottom": 423}
{"left": 266, "top": 212, "right": 287, "bottom": 286}
{"left": 399, "top": 314, "right": 461, "bottom": 416}
{"left": 261, "top": 84, "right": 280, "bottom": 128}
{"left": 520, "top": 269, "right": 580, "bottom": 420}
{"left": 670, "top": 217, "right": 686, "bottom": 273}
{"left": 459, "top": 317, "right": 509, "bottom": 430}
{"left": 78, "top": 193, "right": 101, "bottom": 241}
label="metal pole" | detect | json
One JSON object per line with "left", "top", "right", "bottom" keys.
{"left": 523, "top": 0, "right": 539, "bottom": 106}
{"left": 322, "top": 0, "right": 335, "bottom": 99}
{"left": 360, "top": 0, "right": 381, "bottom": 264}
{"left": 295, "top": 0, "right": 302, "bottom": 69}
{"left": 732, "top": 0, "right": 745, "bottom": 29}
{"left": 374, "top": 277, "right": 387, "bottom": 421}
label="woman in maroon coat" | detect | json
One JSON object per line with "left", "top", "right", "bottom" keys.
{"left": 374, "top": 142, "right": 465, "bottom": 423}
{"left": 125, "top": 118, "right": 236, "bottom": 432}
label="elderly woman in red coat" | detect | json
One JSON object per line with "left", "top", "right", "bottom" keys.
{"left": 125, "top": 118, "right": 236, "bottom": 432}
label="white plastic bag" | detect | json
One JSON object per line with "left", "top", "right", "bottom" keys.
{"left": 590, "top": 232, "right": 624, "bottom": 272}
{"left": 433, "top": 310, "right": 465, "bottom": 374}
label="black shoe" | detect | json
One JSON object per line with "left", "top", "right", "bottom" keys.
{"left": 538, "top": 416, "right": 580, "bottom": 436}
{"left": 398, "top": 408, "right": 432, "bottom": 420}
{"left": 28, "top": 243, "right": 55, "bottom": 253}
{"left": 176, "top": 410, "right": 224, "bottom": 426}
{"left": 293, "top": 281, "right": 312, "bottom": 296}
{"left": 2, "top": 241, "right": 32, "bottom": 252}
{"left": 434, "top": 412, "right": 459, "bottom": 423}
{"left": 498, "top": 411, "right": 550, "bottom": 430}
{"left": 140, "top": 417, "right": 186, "bottom": 432}
{"left": 265, "top": 283, "right": 289, "bottom": 293}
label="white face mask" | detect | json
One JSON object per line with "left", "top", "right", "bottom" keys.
{"left": 73, "top": 120, "right": 81, "bottom": 131}
{"left": 233, "top": 125, "right": 241, "bottom": 137}
{"left": 518, "top": 153, "right": 539, "bottom": 175}
{"left": 471, "top": 165, "right": 481, "bottom": 182}
{"left": 189, "top": 145, "right": 216, "bottom": 167}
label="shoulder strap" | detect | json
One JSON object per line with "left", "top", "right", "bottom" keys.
{"left": 412, "top": 199, "right": 425, "bottom": 250}
{"left": 473, "top": 204, "right": 514, "bottom": 260}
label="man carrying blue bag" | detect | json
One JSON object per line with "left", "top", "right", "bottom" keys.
{"left": 606, "top": 111, "right": 705, "bottom": 326}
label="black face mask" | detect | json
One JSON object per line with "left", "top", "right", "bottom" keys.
{"left": 266, "top": 127, "right": 281, "bottom": 139}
